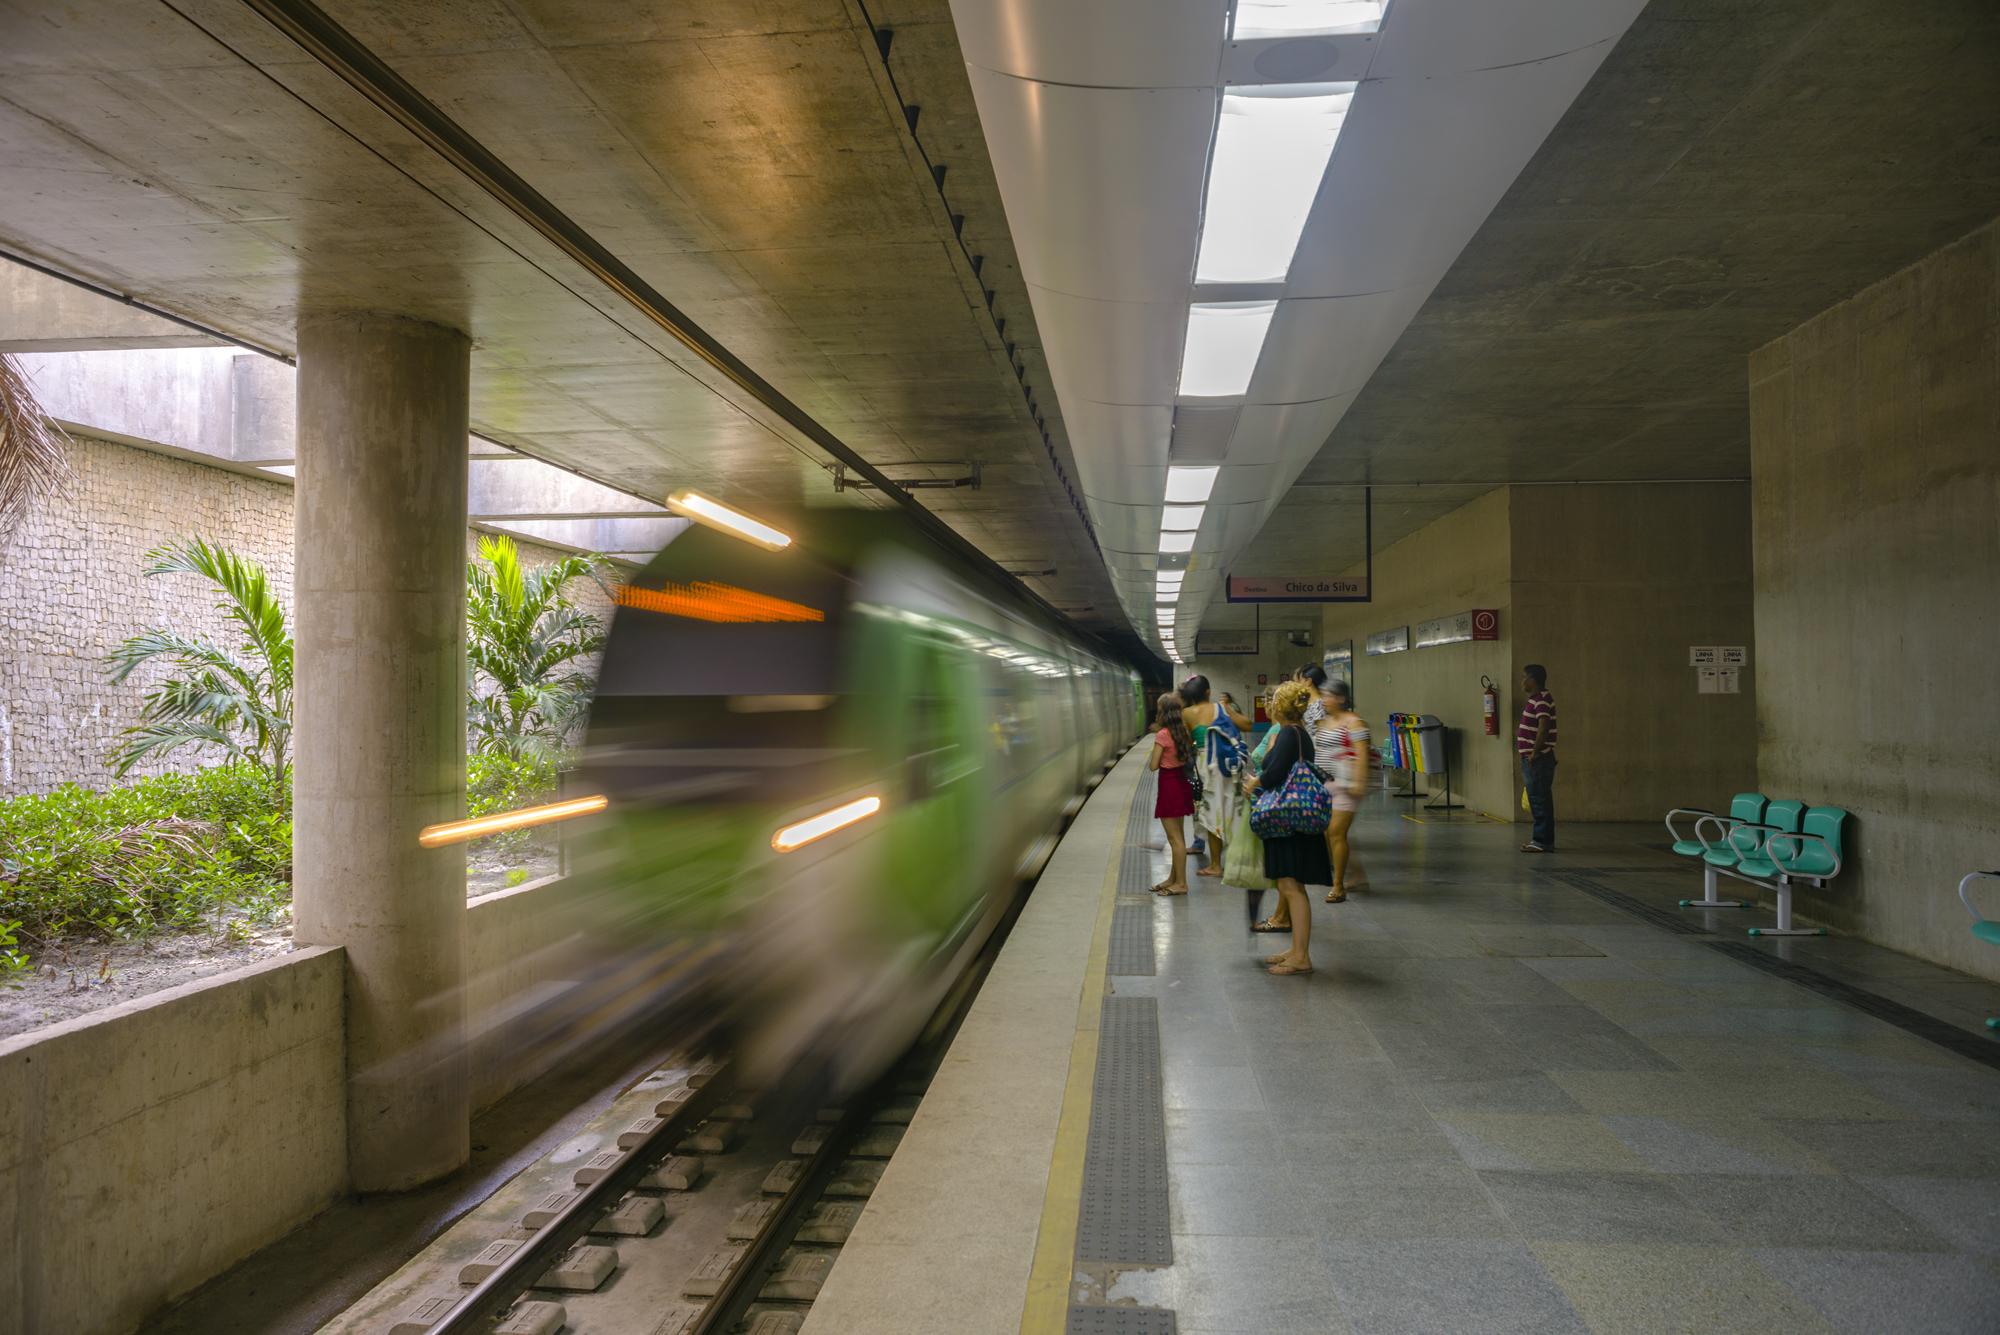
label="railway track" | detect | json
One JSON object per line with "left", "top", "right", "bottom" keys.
{"left": 368, "top": 749, "right": 1129, "bottom": 1335}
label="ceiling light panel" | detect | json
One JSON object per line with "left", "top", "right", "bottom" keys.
{"left": 1178, "top": 301, "right": 1278, "bottom": 396}
{"left": 1196, "top": 86, "right": 1355, "bottom": 284}
{"left": 1159, "top": 530, "right": 1198, "bottom": 553}
{"left": 1233, "top": 1, "right": 1384, "bottom": 38}
{"left": 1162, "top": 504, "right": 1206, "bottom": 531}
{"left": 1165, "top": 466, "right": 1219, "bottom": 503}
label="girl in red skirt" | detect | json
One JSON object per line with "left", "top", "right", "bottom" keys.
{"left": 1150, "top": 691, "right": 1197, "bottom": 895}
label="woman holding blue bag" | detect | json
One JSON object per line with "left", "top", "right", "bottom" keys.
{"left": 1243, "top": 679, "right": 1332, "bottom": 976}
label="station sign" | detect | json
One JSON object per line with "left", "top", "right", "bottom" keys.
{"left": 1414, "top": 612, "right": 1475, "bottom": 648}
{"left": 1194, "top": 628, "right": 1258, "bottom": 655}
{"left": 1472, "top": 609, "right": 1499, "bottom": 640}
{"left": 1227, "top": 574, "right": 1369, "bottom": 603}
{"left": 1366, "top": 627, "right": 1409, "bottom": 656}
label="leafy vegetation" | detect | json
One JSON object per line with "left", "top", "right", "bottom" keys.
{"left": 104, "top": 536, "right": 293, "bottom": 793}
{"left": 0, "top": 764, "right": 292, "bottom": 945}
{"left": 466, "top": 534, "right": 607, "bottom": 762}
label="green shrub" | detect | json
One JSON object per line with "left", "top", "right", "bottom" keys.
{"left": 0, "top": 764, "right": 292, "bottom": 944}
{"left": 467, "top": 751, "right": 557, "bottom": 857}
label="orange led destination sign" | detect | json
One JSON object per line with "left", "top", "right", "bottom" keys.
{"left": 614, "top": 581, "right": 825, "bottom": 624}
{"left": 1227, "top": 575, "right": 1370, "bottom": 604}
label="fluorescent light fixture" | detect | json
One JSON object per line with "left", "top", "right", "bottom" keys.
{"left": 1165, "top": 466, "right": 1219, "bottom": 504}
{"left": 1178, "top": 301, "right": 1277, "bottom": 396}
{"left": 1156, "top": 592, "right": 1179, "bottom": 604}
{"left": 1162, "top": 504, "right": 1206, "bottom": 531}
{"left": 1196, "top": 86, "right": 1353, "bottom": 284}
{"left": 666, "top": 489, "right": 792, "bottom": 551}
{"left": 773, "top": 795, "right": 882, "bottom": 852}
{"left": 1159, "top": 531, "right": 1198, "bottom": 553}
{"left": 1233, "top": 1, "right": 1384, "bottom": 38}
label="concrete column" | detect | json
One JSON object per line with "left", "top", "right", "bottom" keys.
{"left": 292, "top": 312, "right": 471, "bottom": 1192}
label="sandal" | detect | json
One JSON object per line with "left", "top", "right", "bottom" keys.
{"left": 1196, "top": 866, "right": 1223, "bottom": 877}
{"left": 1155, "top": 884, "right": 1189, "bottom": 896}
{"left": 1325, "top": 886, "right": 1347, "bottom": 903}
{"left": 1267, "top": 962, "right": 1314, "bottom": 976}
{"left": 1251, "top": 918, "right": 1290, "bottom": 933}
{"left": 1519, "top": 843, "right": 1550, "bottom": 853}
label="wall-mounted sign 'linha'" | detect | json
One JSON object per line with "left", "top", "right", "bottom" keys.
{"left": 1228, "top": 575, "right": 1369, "bottom": 603}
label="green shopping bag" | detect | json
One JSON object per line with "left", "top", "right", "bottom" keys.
{"left": 1222, "top": 804, "right": 1274, "bottom": 891}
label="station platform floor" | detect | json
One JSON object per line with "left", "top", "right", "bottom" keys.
{"left": 813, "top": 744, "right": 2000, "bottom": 1335}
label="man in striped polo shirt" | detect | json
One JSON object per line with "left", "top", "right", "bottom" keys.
{"left": 1518, "top": 664, "right": 1557, "bottom": 851}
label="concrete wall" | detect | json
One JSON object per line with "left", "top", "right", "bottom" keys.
{"left": 1749, "top": 215, "right": 2000, "bottom": 979}
{"left": 1510, "top": 483, "right": 1758, "bottom": 823}
{"left": 0, "top": 947, "right": 347, "bottom": 1335}
{"left": 466, "top": 874, "right": 592, "bottom": 1112}
{"left": 0, "top": 430, "right": 613, "bottom": 797}
{"left": 1216, "top": 484, "right": 1759, "bottom": 825}
{"left": 1321, "top": 488, "right": 1518, "bottom": 818}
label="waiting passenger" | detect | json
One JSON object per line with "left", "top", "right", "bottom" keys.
{"left": 1242, "top": 678, "right": 1331, "bottom": 975}
{"left": 1518, "top": 664, "right": 1558, "bottom": 851}
{"left": 1148, "top": 691, "right": 1197, "bottom": 896}
{"left": 1179, "top": 675, "right": 1252, "bottom": 880}
{"left": 1316, "top": 680, "right": 1371, "bottom": 902}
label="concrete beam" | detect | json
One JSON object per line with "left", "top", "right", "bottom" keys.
{"left": 0, "top": 261, "right": 232, "bottom": 352}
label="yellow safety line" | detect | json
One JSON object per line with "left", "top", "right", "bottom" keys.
{"left": 1020, "top": 765, "right": 1135, "bottom": 1335}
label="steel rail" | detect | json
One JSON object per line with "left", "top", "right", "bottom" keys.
{"left": 430, "top": 1058, "right": 731, "bottom": 1334}
{"left": 232, "top": 0, "right": 1103, "bottom": 648}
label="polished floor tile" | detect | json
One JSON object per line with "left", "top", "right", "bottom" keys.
{"left": 1319, "top": 1239, "right": 1589, "bottom": 1335}
{"left": 1125, "top": 803, "right": 2000, "bottom": 1334}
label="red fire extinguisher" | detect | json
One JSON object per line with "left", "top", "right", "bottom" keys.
{"left": 1482, "top": 675, "right": 1499, "bottom": 736}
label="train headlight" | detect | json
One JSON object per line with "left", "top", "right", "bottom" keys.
{"left": 772, "top": 796, "right": 882, "bottom": 852}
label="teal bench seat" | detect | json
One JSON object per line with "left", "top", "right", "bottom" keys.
{"left": 1668, "top": 794, "right": 1765, "bottom": 908}
{"left": 1667, "top": 795, "right": 1847, "bottom": 937}
{"left": 1958, "top": 872, "right": 2000, "bottom": 1028}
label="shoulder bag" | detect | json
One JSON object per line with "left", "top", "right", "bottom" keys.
{"left": 1248, "top": 725, "right": 1331, "bottom": 838}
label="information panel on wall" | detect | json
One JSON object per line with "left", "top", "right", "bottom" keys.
{"left": 1323, "top": 639, "right": 1354, "bottom": 682}
{"left": 1366, "top": 627, "right": 1409, "bottom": 656}
{"left": 1414, "top": 612, "right": 1475, "bottom": 647}
{"left": 1195, "top": 627, "right": 1258, "bottom": 655}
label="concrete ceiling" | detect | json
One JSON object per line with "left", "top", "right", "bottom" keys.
{"left": 1214, "top": 0, "right": 2000, "bottom": 624}
{"left": 0, "top": 0, "right": 1137, "bottom": 652}
{"left": 4, "top": 0, "right": 1996, "bottom": 656}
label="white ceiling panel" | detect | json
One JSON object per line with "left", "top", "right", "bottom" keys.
{"left": 1367, "top": 0, "right": 1650, "bottom": 78}
{"left": 964, "top": 67, "right": 1212, "bottom": 304}
{"left": 949, "top": 0, "right": 1227, "bottom": 88}
{"left": 1248, "top": 289, "right": 1429, "bottom": 405}
{"left": 955, "top": 0, "right": 1645, "bottom": 654}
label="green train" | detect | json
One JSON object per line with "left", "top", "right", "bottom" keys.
{"left": 569, "top": 510, "right": 1143, "bottom": 1092}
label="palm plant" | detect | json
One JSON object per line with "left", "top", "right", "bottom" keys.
{"left": 104, "top": 537, "right": 293, "bottom": 791}
{"left": 466, "top": 534, "right": 608, "bottom": 761}
{"left": 0, "top": 353, "right": 78, "bottom": 556}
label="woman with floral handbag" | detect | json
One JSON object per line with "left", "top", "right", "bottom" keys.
{"left": 1242, "top": 679, "right": 1332, "bottom": 975}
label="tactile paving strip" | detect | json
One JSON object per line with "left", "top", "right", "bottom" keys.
{"left": 1075, "top": 996, "right": 1170, "bottom": 1265}
{"left": 1067, "top": 1304, "right": 1178, "bottom": 1334}
{"left": 1106, "top": 903, "right": 1156, "bottom": 976}
{"left": 1127, "top": 769, "right": 1158, "bottom": 823}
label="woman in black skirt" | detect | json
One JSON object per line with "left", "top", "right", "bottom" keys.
{"left": 1243, "top": 679, "right": 1331, "bottom": 975}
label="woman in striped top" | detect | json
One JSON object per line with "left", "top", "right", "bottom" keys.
{"left": 1314, "top": 679, "right": 1371, "bottom": 902}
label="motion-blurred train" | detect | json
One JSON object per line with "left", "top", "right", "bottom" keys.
{"left": 562, "top": 509, "right": 1144, "bottom": 1093}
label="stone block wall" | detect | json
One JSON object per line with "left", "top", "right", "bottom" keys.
{"left": 0, "top": 431, "right": 617, "bottom": 797}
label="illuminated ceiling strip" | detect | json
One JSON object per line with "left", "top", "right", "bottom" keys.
{"left": 418, "top": 794, "right": 607, "bottom": 848}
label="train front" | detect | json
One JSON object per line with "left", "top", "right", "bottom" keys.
{"left": 564, "top": 513, "right": 1000, "bottom": 1096}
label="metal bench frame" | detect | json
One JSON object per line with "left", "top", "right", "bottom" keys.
{"left": 1665, "top": 806, "right": 1844, "bottom": 936}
